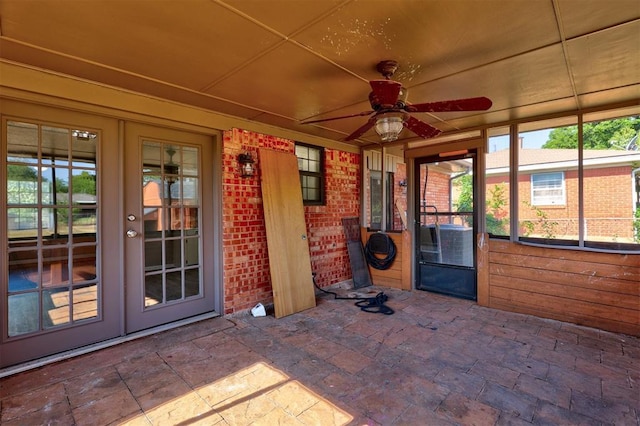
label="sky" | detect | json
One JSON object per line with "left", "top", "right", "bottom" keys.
{"left": 488, "top": 129, "right": 552, "bottom": 152}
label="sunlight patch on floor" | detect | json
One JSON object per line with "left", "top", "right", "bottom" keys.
{"left": 120, "top": 361, "right": 353, "bottom": 425}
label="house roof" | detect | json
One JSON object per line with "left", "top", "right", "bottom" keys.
{"left": 0, "top": 0, "right": 639, "bottom": 147}
{"left": 486, "top": 148, "right": 640, "bottom": 172}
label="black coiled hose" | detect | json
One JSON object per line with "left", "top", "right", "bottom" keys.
{"left": 364, "top": 232, "right": 397, "bottom": 270}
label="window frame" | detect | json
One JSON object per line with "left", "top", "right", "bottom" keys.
{"left": 294, "top": 142, "right": 325, "bottom": 206}
{"left": 484, "top": 105, "right": 640, "bottom": 252}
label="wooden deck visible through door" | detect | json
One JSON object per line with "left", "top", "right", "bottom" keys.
{"left": 259, "top": 148, "right": 316, "bottom": 318}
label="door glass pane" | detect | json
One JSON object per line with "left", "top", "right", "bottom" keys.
{"left": 141, "top": 141, "right": 202, "bottom": 309}
{"left": 145, "top": 274, "right": 163, "bottom": 306}
{"left": 7, "top": 121, "right": 38, "bottom": 163}
{"left": 166, "top": 271, "right": 182, "bottom": 302}
{"left": 8, "top": 293, "right": 39, "bottom": 336}
{"left": 144, "top": 241, "right": 163, "bottom": 271}
{"left": 184, "top": 237, "right": 199, "bottom": 266}
{"left": 73, "top": 245, "right": 97, "bottom": 282}
{"left": 8, "top": 249, "right": 38, "bottom": 291}
{"left": 44, "top": 287, "right": 70, "bottom": 328}
{"left": 417, "top": 159, "right": 474, "bottom": 267}
{"left": 5, "top": 120, "right": 100, "bottom": 337}
{"left": 73, "top": 284, "right": 98, "bottom": 321}
{"left": 185, "top": 269, "right": 200, "bottom": 298}
{"left": 42, "top": 247, "right": 69, "bottom": 287}
{"left": 183, "top": 177, "right": 199, "bottom": 205}
{"left": 165, "top": 239, "right": 182, "bottom": 269}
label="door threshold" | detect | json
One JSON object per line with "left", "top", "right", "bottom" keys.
{"left": 0, "top": 311, "right": 221, "bottom": 378}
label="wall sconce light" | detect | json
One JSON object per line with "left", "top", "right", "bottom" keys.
{"left": 374, "top": 113, "right": 405, "bottom": 143}
{"left": 398, "top": 179, "right": 407, "bottom": 187}
{"left": 238, "top": 152, "right": 255, "bottom": 178}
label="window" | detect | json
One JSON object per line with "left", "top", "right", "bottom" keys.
{"left": 487, "top": 105, "right": 640, "bottom": 251}
{"left": 531, "top": 172, "right": 565, "bottom": 206}
{"left": 518, "top": 121, "right": 578, "bottom": 242}
{"left": 6, "top": 120, "right": 100, "bottom": 336}
{"left": 295, "top": 143, "right": 324, "bottom": 205}
{"left": 486, "top": 126, "right": 511, "bottom": 237}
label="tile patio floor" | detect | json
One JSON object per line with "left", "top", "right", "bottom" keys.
{"left": 1, "top": 286, "right": 638, "bottom": 425}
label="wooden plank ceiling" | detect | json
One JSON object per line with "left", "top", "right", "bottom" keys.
{"left": 0, "top": 0, "right": 638, "bottom": 146}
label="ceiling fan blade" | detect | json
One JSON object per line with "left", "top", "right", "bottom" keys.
{"left": 369, "top": 80, "right": 402, "bottom": 107}
{"left": 405, "top": 116, "right": 442, "bottom": 139}
{"left": 408, "top": 96, "right": 492, "bottom": 113}
{"left": 301, "top": 110, "right": 373, "bottom": 125}
{"left": 344, "top": 116, "right": 378, "bottom": 141}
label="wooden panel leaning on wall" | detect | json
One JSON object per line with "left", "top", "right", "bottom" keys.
{"left": 487, "top": 239, "right": 640, "bottom": 336}
{"left": 259, "top": 148, "right": 316, "bottom": 318}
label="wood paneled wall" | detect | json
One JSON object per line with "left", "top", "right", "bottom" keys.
{"left": 362, "top": 230, "right": 411, "bottom": 290}
{"left": 486, "top": 239, "right": 640, "bottom": 336}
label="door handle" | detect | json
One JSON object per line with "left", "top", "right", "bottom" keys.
{"left": 126, "top": 229, "right": 139, "bottom": 238}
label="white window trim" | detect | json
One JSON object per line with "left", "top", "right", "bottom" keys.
{"left": 531, "top": 171, "right": 566, "bottom": 206}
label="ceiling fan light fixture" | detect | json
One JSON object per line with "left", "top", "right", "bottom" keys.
{"left": 375, "top": 115, "right": 404, "bottom": 142}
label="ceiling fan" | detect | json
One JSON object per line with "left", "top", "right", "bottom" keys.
{"left": 301, "top": 60, "right": 492, "bottom": 143}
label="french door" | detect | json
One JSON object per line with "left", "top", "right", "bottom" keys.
{"left": 1, "top": 101, "right": 219, "bottom": 368}
{"left": 415, "top": 152, "right": 477, "bottom": 300}
{"left": 1, "top": 101, "right": 121, "bottom": 367}
{"left": 124, "top": 123, "right": 216, "bottom": 333}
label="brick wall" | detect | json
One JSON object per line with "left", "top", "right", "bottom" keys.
{"left": 222, "top": 128, "right": 359, "bottom": 314}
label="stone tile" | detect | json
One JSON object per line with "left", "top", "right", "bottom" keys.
{"left": 393, "top": 374, "right": 450, "bottom": 410}
{"left": 602, "top": 380, "right": 640, "bottom": 408}
{"left": 0, "top": 382, "right": 67, "bottom": 422}
{"left": 437, "top": 392, "right": 501, "bottom": 426}
{"left": 393, "top": 402, "right": 457, "bottom": 425}
{"left": 157, "top": 341, "right": 213, "bottom": 365}
{"left": 116, "top": 354, "right": 182, "bottom": 398}
{"left": 64, "top": 366, "right": 128, "bottom": 409}
{"left": 477, "top": 381, "right": 537, "bottom": 422}
{"left": 537, "top": 325, "right": 579, "bottom": 345}
{"left": 529, "top": 345, "right": 576, "bottom": 370}
{"left": 534, "top": 400, "right": 600, "bottom": 426}
{"left": 546, "top": 364, "right": 602, "bottom": 399}
{"left": 0, "top": 401, "right": 73, "bottom": 426}
{"left": 267, "top": 381, "right": 319, "bottom": 416}
{"left": 433, "top": 366, "right": 486, "bottom": 400}
{"left": 135, "top": 379, "right": 194, "bottom": 412}
{"left": 488, "top": 335, "right": 532, "bottom": 360}
{"left": 303, "top": 337, "right": 347, "bottom": 360}
{"left": 501, "top": 352, "right": 550, "bottom": 379}
{"left": 515, "top": 373, "right": 571, "bottom": 409}
{"left": 570, "top": 389, "right": 638, "bottom": 425}
{"left": 71, "top": 387, "right": 141, "bottom": 426}
{"left": 469, "top": 359, "right": 521, "bottom": 389}
{"left": 295, "top": 398, "right": 354, "bottom": 425}
{"left": 144, "top": 390, "right": 217, "bottom": 425}
{"left": 349, "top": 385, "right": 411, "bottom": 425}
{"left": 215, "top": 390, "right": 279, "bottom": 425}
{"left": 328, "top": 348, "right": 373, "bottom": 375}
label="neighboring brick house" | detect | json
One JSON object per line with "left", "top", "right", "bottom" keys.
{"left": 486, "top": 148, "right": 640, "bottom": 242}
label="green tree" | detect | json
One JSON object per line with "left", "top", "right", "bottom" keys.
{"left": 543, "top": 117, "right": 640, "bottom": 150}
{"left": 72, "top": 171, "right": 96, "bottom": 195}
{"left": 486, "top": 183, "right": 509, "bottom": 236}
{"left": 7, "top": 164, "right": 38, "bottom": 181}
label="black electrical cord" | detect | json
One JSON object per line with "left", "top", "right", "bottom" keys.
{"left": 312, "top": 274, "right": 394, "bottom": 315}
{"left": 364, "top": 232, "right": 397, "bottom": 270}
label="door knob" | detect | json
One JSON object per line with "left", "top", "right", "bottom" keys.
{"left": 126, "top": 229, "right": 138, "bottom": 238}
